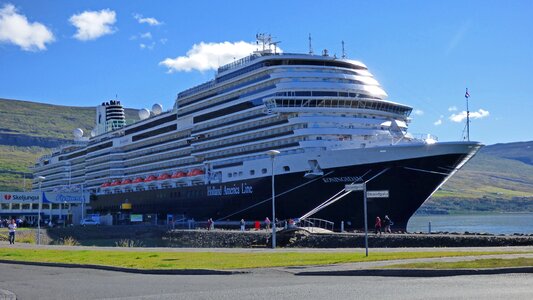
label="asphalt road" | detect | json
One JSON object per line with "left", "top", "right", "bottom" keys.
{"left": 1, "top": 263, "right": 532, "bottom": 300}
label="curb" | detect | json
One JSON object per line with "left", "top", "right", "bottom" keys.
{"left": 0, "top": 260, "right": 247, "bottom": 275}
{"left": 296, "top": 266, "right": 533, "bottom": 277}
{"left": 0, "top": 288, "right": 16, "bottom": 300}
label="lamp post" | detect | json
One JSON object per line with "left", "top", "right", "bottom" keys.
{"left": 63, "top": 201, "right": 67, "bottom": 227}
{"left": 36, "top": 175, "right": 45, "bottom": 245}
{"left": 266, "top": 149, "right": 280, "bottom": 249}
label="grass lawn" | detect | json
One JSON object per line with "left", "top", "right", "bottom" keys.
{"left": 384, "top": 257, "right": 533, "bottom": 269}
{"left": 0, "top": 249, "right": 528, "bottom": 270}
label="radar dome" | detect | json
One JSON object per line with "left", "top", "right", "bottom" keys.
{"left": 138, "top": 108, "right": 150, "bottom": 120}
{"left": 72, "top": 128, "right": 84, "bottom": 139}
{"left": 90, "top": 129, "right": 96, "bottom": 137}
{"left": 152, "top": 103, "right": 163, "bottom": 115}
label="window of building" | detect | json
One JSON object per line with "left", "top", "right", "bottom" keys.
{"left": 32, "top": 203, "right": 39, "bottom": 210}
{"left": 52, "top": 204, "right": 59, "bottom": 209}
{"left": 42, "top": 204, "right": 50, "bottom": 209}
{"left": 21, "top": 204, "right": 30, "bottom": 210}
{"left": 11, "top": 203, "right": 20, "bottom": 210}
{"left": 1, "top": 203, "right": 9, "bottom": 210}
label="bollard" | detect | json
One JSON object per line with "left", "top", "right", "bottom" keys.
{"left": 341, "top": 221, "right": 344, "bottom": 232}
{"left": 428, "top": 221, "right": 432, "bottom": 234}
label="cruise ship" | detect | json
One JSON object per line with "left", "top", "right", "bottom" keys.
{"left": 32, "top": 36, "right": 481, "bottom": 230}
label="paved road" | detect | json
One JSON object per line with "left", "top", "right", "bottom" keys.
{"left": 0, "top": 263, "right": 532, "bottom": 300}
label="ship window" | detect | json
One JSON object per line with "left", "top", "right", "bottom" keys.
{"left": 42, "top": 204, "right": 50, "bottom": 209}
{"left": 228, "top": 173, "right": 232, "bottom": 178}
{"left": 1, "top": 203, "right": 8, "bottom": 210}
{"left": 316, "top": 137, "right": 322, "bottom": 140}
{"left": 11, "top": 203, "right": 20, "bottom": 210}
{"left": 52, "top": 204, "right": 59, "bottom": 209}
{"left": 262, "top": 168, "right": 267, "bottom": 174}
{"left": 250, "top": 170, "right": 255, "bottom": 175}
{"left": 21, "top": 204, "right": 30, "bottom": 210}
{"left": 283, "top": 166, "right": 290, "bottom": 172}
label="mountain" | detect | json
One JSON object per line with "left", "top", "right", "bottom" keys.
{"left": 0, "top": 98, "right": 139, "bottom": 190}
{"left": 0, "top": 98, "right": 531, "bottom": 213}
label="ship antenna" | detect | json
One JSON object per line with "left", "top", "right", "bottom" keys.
{"left": 465, "top": 88, "right": 470, "bottom": 141}
{"left": 308, "top": 33, "right": 313, "bottom": 55}
{"left": 341, "top": 40, "right": 346, "bottom": 59}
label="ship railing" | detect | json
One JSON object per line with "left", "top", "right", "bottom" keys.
{"left": 217, "top": 53, "right": 262, "bottom": 74}
{"left": 410, "top": 133, "right": 439, "bottom": 142}
{"left": 295, "top": 218, "right": 334, "bottom": 233}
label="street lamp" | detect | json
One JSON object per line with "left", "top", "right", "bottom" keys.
{"left": 63, "top": 201, "right": 67, "bottom": 227}
{"left": 36, "top": 175, "right": 46, "bottom": 245}
{"left": 266, "top": 149, "right": 280, "bottom": 249}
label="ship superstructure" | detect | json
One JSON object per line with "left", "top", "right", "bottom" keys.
{"left": 33, "top": 36, "right": 481, "bottom": 229}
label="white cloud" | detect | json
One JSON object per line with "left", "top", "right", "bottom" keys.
{"left": 0, "top": 3, "right": 54, "bottom": 51}
{"left": 160, "top": 38, "right": 167, "bottom": 45}
{"left": 133, "top": 14, "right": 161, "bottom": 26}
{"left": 69, "top": 9, "right": 116, "bottom": 41}
{"left": 449, "top": 109, "right": 490, "bottom": 123}
{"left": 140, "top": 32, "right": 151, "bottom": 39}
{"left": 434, "top": 119, "right": 442, "bottom": 126}
{"left": 139, "top": 42, "right": 154, "bottom": 50}
{"left": 159, "top": 41, "right": 261, "bottom": 73}
{"left": 448, "top": 106, "right": 457, "bottom": 112}
{"left": 413, "top": 109, "right": 424, "bottom": 116}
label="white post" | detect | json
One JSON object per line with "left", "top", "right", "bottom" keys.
{"left": 266, "top": 150, "right": 280, "bottom": 249}
{"left": 36, "top": 175, "right": 45, "bottom": 245}
{"left": 363, "top": 182, "right": 369, "bottom": 257}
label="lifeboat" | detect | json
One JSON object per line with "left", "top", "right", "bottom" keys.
{"left": 100, "top": 182, "right": 111, "bottom": 188}
{"left": 132, "top": 177, "right": 144, "bottom": 184}
{"left": 121, "top": 179, "right": 132, "bottom": 185}
{"left": 110, "top": 180, "right": 122, "bottom": 186}
{"left": 157, "top": 173, "right": 171, "bottom": 180}
{"left": 187, "top": 169, "right": 205, "bottom": 177}
{"left": 171, "top": 171, "right": 187, "bottom": 179}
{"left": 144, "top": 175, "right": 157, "bottom": 182}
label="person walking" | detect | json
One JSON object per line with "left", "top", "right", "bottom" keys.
{"left": 264, "top": 217, "right": 271, "bottom": 230}
{"left": 383, "top": 215, "right": 393, "bottom": 233}
{"left": 8, "top": 219, "right": 17, "bottom": 244}
{"left": 374, "top": 216, "right": 382, "bottom": 235}
{"left": 207, "top": 218, "right": 212, "bottom": 231}
{"left": 240, "top": 219, "right": 245, "bottom": 232}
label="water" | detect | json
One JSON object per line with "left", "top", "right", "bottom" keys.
{"left": 407, "top": 213, "right": 533, "bottom": 235}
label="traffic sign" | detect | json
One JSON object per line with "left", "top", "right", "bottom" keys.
{"left": 345, "top": 183, "right": 364, "bottom": 191}
{"left": 367, "top": 190, "right": 389, "bottom": 198}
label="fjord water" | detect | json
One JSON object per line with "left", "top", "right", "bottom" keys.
{"left": 407, "top": 213, "right": 533, "bottom": 235}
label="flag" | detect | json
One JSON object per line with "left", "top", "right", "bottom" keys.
{"left": 465, "top": 88, "right": 470, "bottom": 98}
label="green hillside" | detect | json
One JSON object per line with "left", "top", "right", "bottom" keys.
{"left": 0, "top": 98, "right": 139, "bottom": 139}
{"left": 0, "top": 98, "right": 531, "bottom": 213}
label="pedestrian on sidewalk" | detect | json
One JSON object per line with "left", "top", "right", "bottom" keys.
{"left": 374, "top": 216, "right": 382, "bottom": 235}
{"left": 240, "top": 219, "right": 245, "bottom": 232}
{"left": 207, "top": 218, "right": 212, "bottom": 231}
{"left": 8, "top": 219, "right": 17, "bottom": 244}
{"left": 264, "top": 217, "right": 271, "bottom": 230}
{"left": 383, "top": 215, "right": 393, "bottom": 233}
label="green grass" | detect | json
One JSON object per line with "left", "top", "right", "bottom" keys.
{"left": 0, "top": 249, "right": 527, "bottom": 270}
{"left": 384, "top": 257, "right": 533, "bottom": 269}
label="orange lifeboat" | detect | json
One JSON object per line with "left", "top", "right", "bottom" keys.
{"left": 144, "top": 175, "right": 157, "bottom": 182}
{"left": 132, "top": 177, "right": 144, "bottom": 184}
{"left": 110, "top": 180, "right": 122, "bottom": 186}
{"left": 171, "top": 171, "right": 187, "bottom": 179}
{"left": 187, "top": 169, "right": 205, "bottom": 177}
{"left": 157, "top": 173, "right": 171, "bottom": 180}
{"left": 121, "top": 179, "right": 132, "bottom": 185}
{"left": 101, "top": 182, "right": 111, "bottom": 188}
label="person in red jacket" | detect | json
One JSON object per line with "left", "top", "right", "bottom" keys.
{"left": 374, "top": 216, "right": 382, "bottom": 235}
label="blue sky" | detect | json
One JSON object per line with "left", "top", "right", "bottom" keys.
{"left": 0, "top": 0, "right": 531, "bottom": 145}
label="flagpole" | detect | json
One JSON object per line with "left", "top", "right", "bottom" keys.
{"left": 465, "top": 88, "right": 470, "bottom": 141}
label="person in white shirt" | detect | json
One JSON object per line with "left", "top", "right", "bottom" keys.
{"left": 8, "top": 219, "right": 17, "bottom": 244}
